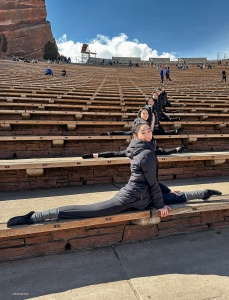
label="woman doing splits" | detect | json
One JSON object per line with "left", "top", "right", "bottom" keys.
{"left": 7, "top": 119, "right": 221, "bottom": 226}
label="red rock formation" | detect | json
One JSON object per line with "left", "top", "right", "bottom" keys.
{"left": 0, "top": 0, "right": 56, "bottom": 59}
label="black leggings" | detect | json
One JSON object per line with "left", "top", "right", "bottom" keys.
{"left": 109, "top": 131, "right": 132, "bottom": 136}
{"left": 96, "top": 149, "right": 177, "bottom": 158}
{"left": 60, "top": 192, "right": 187, "bottom": 218}
{"left": 29, "top": 192, "right": 187, "bottom": 223}
{"left": 59, "top": 197, "right": 129, "bottom": 219}
{"left": 153, "top": 124, "right": 177, "bottom": 135}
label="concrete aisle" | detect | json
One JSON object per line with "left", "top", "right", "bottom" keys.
{"left": 1, "top": 228, "right": 229, "bottom": 300}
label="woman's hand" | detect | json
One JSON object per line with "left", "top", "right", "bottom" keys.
{"left": 170, "top": 190, "right": 180, "bottom": 196}
{"left": 159, "top": 205, "right": 171, "bottom": 218}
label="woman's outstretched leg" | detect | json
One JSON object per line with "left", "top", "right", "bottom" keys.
{"left": 7, "top": 197, "right": 130, "bottom": 226}
{"left": 163, "top": 189, "right": 222, "bottom": 206}
{"left": 82, "top": 150, "right": 126, "bottom": 159}
{"left": 100, "top": 131, "right": 132, "bottom": 136}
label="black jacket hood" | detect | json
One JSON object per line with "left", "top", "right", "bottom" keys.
{"left": 125, "top": 139, "right": 156, "bottom": 159}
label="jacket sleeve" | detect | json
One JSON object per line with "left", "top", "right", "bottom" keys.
{"left": 140, "top": 151, "right": 165, "bottom": 209}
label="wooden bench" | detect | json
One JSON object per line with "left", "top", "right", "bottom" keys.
{"left": 2, "top": 100, "right": 229, "bottom": 115}
{"left": 162, "top": 121, "right": 229, "bottom": 133}
{"left": 0, "top": 120, "right": 228, "bottom": 135}
{"left": 0, "top": 109, "right": 137, "bottom": 121}
{"left": 1, "top": 151, "right": 229, "bottom": 171}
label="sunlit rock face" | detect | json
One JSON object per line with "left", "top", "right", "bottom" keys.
{"left": 0, "top": 0, "right": 56, "bottom": 59}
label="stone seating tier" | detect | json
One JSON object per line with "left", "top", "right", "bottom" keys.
{"left": 0, "top": 152, "right": 229, "bottom": 191}
{"left": 0, "top": 134, "right": 229, "bottom": 159}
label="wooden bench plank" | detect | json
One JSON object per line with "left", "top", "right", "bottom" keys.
{"left": 0, "top": 210, "right": 151, "bottom": 239}
{"left": 0, "top": 134, "right": 229, "bottom": 142}
{"left": 0, "top": 152, "right": 229, "bottom": 170}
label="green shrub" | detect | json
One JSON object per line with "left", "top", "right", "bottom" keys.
{"left": 1, "top": 34, "right": 8, "bottom": 52}
{"left": 43, "top": 41, "right": 58, "bottom": 61}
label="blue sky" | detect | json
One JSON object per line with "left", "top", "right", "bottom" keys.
{"left": 46, "top": 0, "right": 229, "bottom": 61}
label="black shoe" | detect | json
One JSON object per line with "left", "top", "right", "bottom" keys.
{"left": 202, "top": 190, "right": 222, "bottom": 201}
{"left": 82, "top": 153, "right": 93, "bottom": 159}
{"left": 178, "top": 116, "right": 184, "bottom": 121}
{"left": 7, "top": 211, "right": 35, "bottom": 227}
{"left": 171, "top": 117, "right": 184, "bottom": 121}
{"left": 177, "top": 146, "right": 187, "bottom": 153}
{"left": 100, "top": 132, "right": 110, "bottom": 136}
{"left": 175, "top": 127, "right": 183, "bottom": 134}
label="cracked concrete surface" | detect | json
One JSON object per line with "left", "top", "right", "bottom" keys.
{"left": 1, "top": 228, "right": 229, "bottom": 300}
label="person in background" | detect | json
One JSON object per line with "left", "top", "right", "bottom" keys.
{"left": 160, "top": 68, "right": 164, "bottom": 83}
{"left": 61, "top": 68, "right": 67, "bottom": 76}
{"left": 156, "top": 88, "right": 182, "bottom": 121}
{"left": 222, "top": 69, "right": 226, "bottom": 82}
{"left": 165, "top": 67, "right": 172, "bottom": 81}
{"left": 45, "top": 66, "right": 53, "bottom": 75}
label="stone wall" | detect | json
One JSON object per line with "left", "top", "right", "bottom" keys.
{"left": 0, "top": 0, "right": 56, "bottom": 59}
{"left": 1, "top": 209, "right": 229, "bottom": 261}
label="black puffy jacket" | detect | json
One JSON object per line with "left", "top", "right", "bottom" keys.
{"left": 114, "top": 139, "right": 167, "bottom": 209}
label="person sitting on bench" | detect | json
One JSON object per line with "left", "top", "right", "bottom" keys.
{"left": 156, "top": 88, "right": 182, "bottom": 122}
{"left": 161, "top": 86, "right": 183, "bottom": 111}
{"left": 61, "top": 68, "right": 67, "bottom": 76}
{"left": 145, "top": 96, "right": 183, "bottom": 135}
{"left": 7, "top": 118, "right": 222, "bottom": 226}
{"left": 83, "top": 113, "right": 186, "bottom": 159}
{"left": 45, "top": 66, "right": 54, "bottom": 75}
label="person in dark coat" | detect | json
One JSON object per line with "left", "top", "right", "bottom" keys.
{"left": 61, "top": 68, "right": 67, "bottom": 76}
{"left": 145, "top": 96, "right": 183, "bottom": 135}
{"left": 7, "top": 119, "right": 221, "bottom": 226}
{"left": 84, "top": 108, "right": 186, "bottom": 159}
{"left": 222, "top": 70, "right": 226, "bottom": 82}
{"left": 82, "top": 141, "right": 185, "bottom": 159}
{"left": 160, "top": 86, "right": 184, "bottom": 110}
{"left": 156, "top": 88, "right": 182, "bottom": 121}
{"left": 165, "top": 67, "right": 171, "bottom": 81}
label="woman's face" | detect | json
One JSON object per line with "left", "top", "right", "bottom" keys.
{"left": 152, "top": 93, "right": 158, "bottom": 100}
{"left": 140, "top": 109, "right": 149, "bottom": 121}
{"left": 135, "top": 124, "right": 152, "bottom": 142}
{"left": 148, "top": 98, "right": 154, "bottom": 105}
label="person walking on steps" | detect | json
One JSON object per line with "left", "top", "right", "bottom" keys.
{"left": 7, "top": 119, "right": 222, "bottom": 227}
{"left": 165, "top": 67, "right": 172, "bottom": 81}
{"left": 160, "top": 68, "right": 164, "bottom": 83}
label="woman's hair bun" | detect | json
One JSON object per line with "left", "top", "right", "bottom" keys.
{"left": 132, "top": 118, "right": 148, "bottom": 133}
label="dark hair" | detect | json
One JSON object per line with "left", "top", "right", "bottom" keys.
{"left": 155, "top": 87, "right": 162, "bottom": 92}
{"left": 132, "top": 118, "right": 149, "bottom": 135}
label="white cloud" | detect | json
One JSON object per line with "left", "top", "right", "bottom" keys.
{"left": 56, "top": 33, "right": 177, "bottom": 63}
